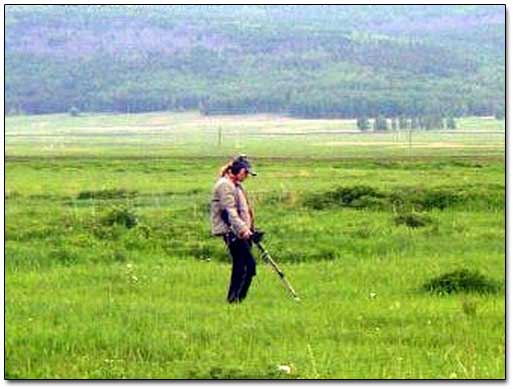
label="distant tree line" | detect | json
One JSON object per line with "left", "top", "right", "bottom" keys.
{"left": 8, "top": 84, "right": 504, "bottom": 121}
{"left": 356, "top": 115, "right": 458, "bottom": 132}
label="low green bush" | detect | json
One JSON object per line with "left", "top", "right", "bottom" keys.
{"left": 422, "top": 268, "right": 500, "bottom": 295}
{"left": 100, "top": 206, "right": 138, "bottom": 229}
{"left": 304, "top": 185, "right": 385, "bottom": 210}
{"left": 304, "top": 184, "right": 502, "bottom": 212}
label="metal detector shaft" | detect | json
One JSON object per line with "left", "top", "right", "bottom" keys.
{"left": 254, "top": 241, "right": 300, "bottom": 300}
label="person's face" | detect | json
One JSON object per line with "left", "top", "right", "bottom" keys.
{"left": 234, "top": 168, "right": 249, "bottom": 182}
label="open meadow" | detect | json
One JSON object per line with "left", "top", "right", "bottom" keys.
{"left": 4, "top": 112, "right": 505, "bottom": 379}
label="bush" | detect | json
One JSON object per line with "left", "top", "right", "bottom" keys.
{"left": 304, "top": 185, "right": 385, "bottom": 209}
{"left": 303, "top": 184, "right": 497, "bottom": 212}
{"left": 389, "top": 187, "right": 461, "bottom": 211}
{"left": 422, "top": 269, "right": 500, "bottom": 295}
{"left": 350, "top": 194, "right": 388, "bottom": 209}
{"left": 100, "top": 206, "right": 138, "bottom": 229}
{"left": 420, "top": 189, "right": 460, "bottom": 210}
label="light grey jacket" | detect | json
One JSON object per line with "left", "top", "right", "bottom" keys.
{"left": 210, "top": 176, "right": 254, "bottom": 236}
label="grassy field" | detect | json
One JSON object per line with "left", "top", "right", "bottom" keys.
{"left": 5, "top": 112, "right": 505, "bottom": 379}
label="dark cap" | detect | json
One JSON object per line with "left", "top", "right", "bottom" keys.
{"left": 232, "top": 154, "right": 257, "bottom": 176}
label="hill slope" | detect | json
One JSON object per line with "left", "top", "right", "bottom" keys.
{"left": 5, "top": 5, "right": 505, "bottom": 118}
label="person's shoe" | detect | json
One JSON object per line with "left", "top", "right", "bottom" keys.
{"left": 227, "top": 295, "right": 240, "bottom": 304}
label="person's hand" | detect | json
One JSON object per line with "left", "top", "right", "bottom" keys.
{"left": 240, "top": 228, "right": 253, "bottom": 240}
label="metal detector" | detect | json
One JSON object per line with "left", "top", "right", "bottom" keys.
{"left": 252, "top": 231, "right": 300, "bottom": 301}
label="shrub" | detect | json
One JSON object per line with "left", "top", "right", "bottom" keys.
{"left": 422, "top": 268, "right": 500, "bottom": 295}
{"left": 304, "top": 185, "right": 385, "bottom": 209}
{"left": 303, "top": 184, "right": 496, "bottom": 212}
{"left": 100, "top": 206, "right": 138, "bottom": 229}
{"left": 335, "top": 186, "right": 384, "bottom": 205}
{"left": 389, "top": 187, "right": 461, "bottom": 211}
{"left": 350, "top": 194, "right": 388, "bottom": 209}
{"left": 420, "top": 189, "right": 460, "bottom": 210}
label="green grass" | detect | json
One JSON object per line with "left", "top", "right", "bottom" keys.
{"left": 5, "top": 112, "right": 505, "bottom": 379}
{"left": 5, "top": 111, "right": 505, "bottom": 159}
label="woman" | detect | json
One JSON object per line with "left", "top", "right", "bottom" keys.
{"left": 210, "top": 155, "right": 258, "bottom": 303}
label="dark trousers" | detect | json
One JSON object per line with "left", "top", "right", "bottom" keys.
{"left": 224, "top": 235, "right": 256, "bottom": 303}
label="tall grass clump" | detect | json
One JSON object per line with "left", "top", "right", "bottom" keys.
{"left": 100, "top": 206, "right": 138, "bottom": 229}
{"left": 303, "top": 185, "right": 503, "bottom": 212}
{"left": 303, "top": 185, "right": 386, "bottom": 210}
{"left": 389, "top": 187, "right": 461, "bottom": 211}
{"left": 422, "top": 268, "right": 501, "bottom": 295}
{"left": 394, "top": 212, "right": 433, "bottom": 228}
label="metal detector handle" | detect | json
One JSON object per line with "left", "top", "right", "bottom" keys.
{"left": 255, "top": 242, "right": 284, "bottom": 276}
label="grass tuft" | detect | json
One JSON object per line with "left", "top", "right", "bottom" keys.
{"left": 422, "top": 268, "right": 500, "bottom": 295}
{"left": 100, "top": 206, "right": 138, "bottom": 229}
{"left": 394, "top": 212, "right": 432, "bottom": 228}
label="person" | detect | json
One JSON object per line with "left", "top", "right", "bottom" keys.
{"left": 211, "top": 155, "right": 258, "bottom": 303}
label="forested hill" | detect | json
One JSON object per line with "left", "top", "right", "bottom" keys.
{"left": 5, "top": 5, "right": 505, "bottom": 118}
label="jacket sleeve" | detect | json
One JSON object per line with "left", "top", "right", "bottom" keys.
{"left": 218, "top": 181, "right": 249, "bottom": 236}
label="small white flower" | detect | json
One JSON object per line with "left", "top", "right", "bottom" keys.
{"left": 126, "top": 263, "right": 133, "bottom": 269}
{"left": 277, "top": 365, "right": 291, "bottom": 374}
{"left": 369, "top": 292, "right": 377, "bottom": 299}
